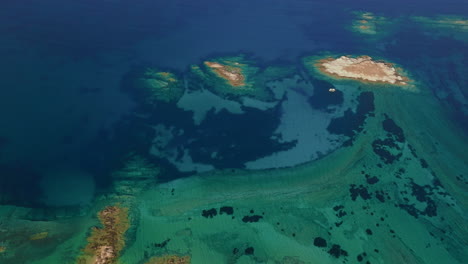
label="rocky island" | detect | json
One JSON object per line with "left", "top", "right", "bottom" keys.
{"left": 189, "top": 55, "right": 266, "bottom": 100}
{"left": 77, "top": 205, "right": 130, "bottom": 264}
{"left": 204, "top": 61, "right": 246, "bottom": 87}
{"left": 189, "top": 54, "right": 293, "bottom": 101}
{"left": 311, "top": 55, "right": 409, "bottom": 85}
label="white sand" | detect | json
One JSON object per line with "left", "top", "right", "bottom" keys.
{"left": 321, "top": 56, "right": 406, "bottom": 85}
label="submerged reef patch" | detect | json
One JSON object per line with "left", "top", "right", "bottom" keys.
{"left": 220, "top": 206, "right": 234, "bottom": 215}
{"left": 372, "top": 115, "right": 405, "bottom": 164}
{"left": 348, "top": 11, "right": 399, "bottom": 40}
{"left": 313, "top": 237, "right": 327, "bottom": 248}
{"left": 241, "top": 215, "right": 263, "bottom": 223}
{"left": 111, "top": 154, "right": 160, "bottom": 196}
{"left": 412, "top": 15, "right": 468, "bottom": 42}
{"left": 350, "top": 12, "right": 389, "bottom": 35}
{"left": 349, "top": 184, "right": 372, "bottom": 201}
{"left": 122, "top": 67, "right": 184, "bottom": 107}
{"left": 327, "top": 244, "right": 349, "bottom": 258}
{"left": 202, "top": 208, "right": 218, "bottom": 218}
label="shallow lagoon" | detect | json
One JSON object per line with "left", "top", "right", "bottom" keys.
{"left": 0, "top": 1, "right": 467, "bottom": 263}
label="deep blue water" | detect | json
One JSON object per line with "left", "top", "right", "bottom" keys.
{"left": 0, "top": 0, "right": 467, "bottom": 207}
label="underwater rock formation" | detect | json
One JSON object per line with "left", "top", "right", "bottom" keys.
{"left": 122, "top": 68, "right": 184, "bottom": 107}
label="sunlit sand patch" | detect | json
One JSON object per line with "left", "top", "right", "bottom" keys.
{"left": 29, "top": 232, "right": 48, "bottom": 241}
{"left": 77, "top": 205, "right": 130, "bottom": 264}
{"left": 316, "top": 55, "right": 410, "bottom": 85}
{"left": 145, "top": 255, "right": 191, "bottom": 264}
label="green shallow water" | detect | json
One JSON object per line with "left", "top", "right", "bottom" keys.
{"left": 0, "top": 1, "right": 467, "bottom": 264}
{"left": 2, "top": 78, "right": 466, "bottom": 263}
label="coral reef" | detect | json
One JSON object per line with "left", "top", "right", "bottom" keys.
{"left": 77, "top": 205, "right": 130, "bottom": 264}
{"left": 145, "top": 255, "right": 191, "bottom": 264}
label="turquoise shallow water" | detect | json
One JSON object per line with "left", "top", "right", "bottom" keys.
{"left": 0, "top": 1, "right": 467, "bottom": 263}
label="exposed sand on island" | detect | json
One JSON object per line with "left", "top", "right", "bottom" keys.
{"left": 318, "top": 56, "right": 408, "bottom": 85}
{"left": 204, "top": 61, "right": 245, "bottom": 86}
